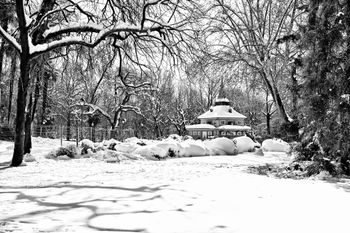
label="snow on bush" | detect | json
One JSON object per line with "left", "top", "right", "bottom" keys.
{"left": 155, "top": 139, "right": 181, "bottom": 157}
{"left": 179, "top": 140, "right": 210, "bottom": 157}
{"left": 46, "top": 144, "right": 78, "bottom": 159}
{"left": 134, "top": 145, "right": 168, "bottom": 160}
{"left": 206, "top": 137, "right": 238, "bottom": 155}
{"left": 182, "top": 135, "right": 193, "bottom": 141}
{"left": 167, "top": 134, "right": 182, "bottom": 141}
{"left": 234, "top": 136, "right": 259, "bottom": 153}
{"left": 262, "top": 138, "right": 290, "bottom": 152}
{"left": 114, "top": 142, "right": 141, "bottom": 154}
{"left": 102, "top": 138, "right": 121, "bottom": 150}
{"left": 24, "top": 153, "right": 36, "bottom": 162}
{"left": 80, "top": 139, "right": 95, "bottom": 154}
{"left": 124, "top": 137, "right": 149, "bottom": 145}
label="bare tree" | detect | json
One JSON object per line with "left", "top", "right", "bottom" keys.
{"left": 208, "top": 0, "right": 301, "bottom": 124}
{"left": 0, "top": 0, "right": 195, "bottom": 166}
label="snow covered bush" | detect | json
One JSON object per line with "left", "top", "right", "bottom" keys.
{"left": 80, "top": 139, "right": 95, "bottom": 155}
{"left": 124, "top": 137, "right": 148, "bottom": 145}
{"left": 179, "top": 140, "right": 210, "bottom": 157}
{"left": 182, "top": 135, "right": 193, "bottom": 140}
{"left": 155, "top": 139, "right": 181, "bottom": 158}
{"left": 115, "top": 142, "right": 141, "bottom": 154}
{"left": 167, "top": 134, "right": 182, "bottom": 141}
{"left": 24, "top": 153, "right": 36, "bottom": 162}
{"left": 233, "top": 136, "right": 258, "bottom": 153}
{"left": 207, "top": 137, "right": 237, "bottom": 155}
{"left": 46, "top": 144, "right": 78, "bottom": 159}
{"left": 103, "top": 138, "right": 121, "bottom": 150}
{"left": 134, "top": 145, "right": 168, "bottom": 160}
{"left": 262, "top": 139, "right": 290, "bottom": 152}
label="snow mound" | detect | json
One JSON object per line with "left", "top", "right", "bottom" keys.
{"left": 179, "top": 140, "right": 210, "bottom": 157}
{"left": 24, "top": 153, "right": 36, "bottom": 162}
{"left": 155, "top": 139, "right": 181, "bottom": 157}
{"left": 134, "top": 145, "right": 168, "bottom": 160}
{"left": 182, "top": 135, "right": 193, "bottom": 140}
{"left": 124, "top": 137, "right": 152, "bottom": 146}
{"left": 206, "top": 137, "right": 237, "bottom": 155}
{"left": 80, "top": 139, "right": 95, "bottom": 154}
{"left": 80, "top": 139, "right": 95, "bottom": 150}
{"left": 114, "top": 143, "right": 141, "bottom": 154}
{"left": 102, "top": 139, "right": 121, "bottom": 150}
{"left": 262, "top": 138, "right": 290, "bottom": 152}
{"left": 234, "top": 136, "right": 259, "bottom": 153}
{"left": 167, "top": 134, "right": 182, "bottom": 141}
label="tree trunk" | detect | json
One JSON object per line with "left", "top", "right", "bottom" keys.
{"left": 0, "top": 40, "right": 4, "bottom": 107}
{"left": 260, "top": 70, "right": 290, "bottom": 123}
{"left": 266, "top": 113, "right": 271, "bottom": 135}
{"left": 8, "top": 55, "right": 17, "bottom": 124}
{"left": 41, "top": 71, "right": 49, "bottom": 124}
{"left": 31, "top": 73, "right": 41, "bottom": 120}
{"left": 24, "top": 73, "right": 41, "bottom": 154}
{"left": 0, "top": 18, "right": 8, "bottom": 108}
{"left": 24, "top": 93, "right": 33, "bottom": 154}
{"left": 290, "top": 64, "right": 298, "bottom": 119}
{"left": 11, "top": 55, "right": 30, "bottom": 166}
{"left": 66, "top": 111, "right": 71, "bottom": 140}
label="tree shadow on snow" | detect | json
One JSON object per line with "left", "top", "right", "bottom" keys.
{"left": 0, "top": 183, "right": 195, "bottom": 232}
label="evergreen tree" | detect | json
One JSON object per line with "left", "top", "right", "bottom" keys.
{"left": 300, "top": 0, "right": 350, "bottom": 175}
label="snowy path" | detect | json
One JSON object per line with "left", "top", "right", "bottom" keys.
{"left": 1, "top": 139, "right": 350, "bottom": 233}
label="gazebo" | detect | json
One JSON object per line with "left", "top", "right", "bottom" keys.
{"left": 186, "top": 91, "right": 251, "bottom": 139}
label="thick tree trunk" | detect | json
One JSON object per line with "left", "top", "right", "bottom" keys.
{"left": 8, "top": 55, "right": 17, "bottom": 124}
{"left": 12, "top": 0, "right": 30, "bottom": 166}
{"left": 11, "top": 55, "right": 30, "bottom": 166}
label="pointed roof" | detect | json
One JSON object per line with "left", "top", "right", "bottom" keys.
{"left": 198, "top": 105, "right": 246, "bottom": 119}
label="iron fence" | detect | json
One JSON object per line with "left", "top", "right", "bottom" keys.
{"left": 0, "top": 124, "right": 135, "bottom": 143}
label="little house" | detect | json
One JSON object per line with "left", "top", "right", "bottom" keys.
{"left": 185, "top": 97, "right": 251, "bottom": 139}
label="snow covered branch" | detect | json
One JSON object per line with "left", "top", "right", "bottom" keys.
{"left": 31, "top": 24, "right": 167, "bottom": 57}
{"left": 0, "top": 26, "right": 21, "bottom": 53}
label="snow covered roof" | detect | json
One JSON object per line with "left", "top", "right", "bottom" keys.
{"left": 215, "top": 98, "right": 230, "bottom": 103}
{"left": 198, "top": 105, "right": 247, "bottom": 119}
{"left": 218, "top": 125, "right": 251, "bottom": 131}
{"left": 185, "top": 124, "right": 216, "bottom": 130}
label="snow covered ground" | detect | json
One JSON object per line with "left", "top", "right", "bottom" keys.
{"left": 1, "top": 137, "right": 350, "bottom": 233}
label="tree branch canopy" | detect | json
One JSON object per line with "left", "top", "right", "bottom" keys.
{"left": 0, "top": 0, "right": 191, "bottom": 59}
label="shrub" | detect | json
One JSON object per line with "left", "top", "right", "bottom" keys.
{"left": 49, "top": 144, "right": 78, "bottom": 159}
{"left": 80, "top": 139, "right": 95, "bottom": 155}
